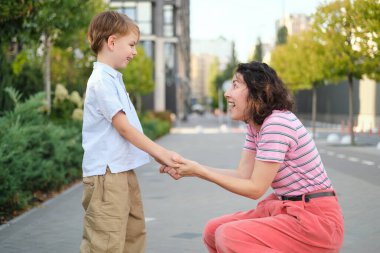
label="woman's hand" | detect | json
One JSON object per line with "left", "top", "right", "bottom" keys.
{"left": 175, "top": 157, "right": 204, "bottom": 177}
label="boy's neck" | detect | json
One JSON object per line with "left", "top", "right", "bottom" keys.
{"left": 97, "top": 54, "right": 116, "bottom": 69}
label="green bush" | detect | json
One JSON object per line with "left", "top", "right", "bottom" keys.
{"left": 0, "top": 92, "right": 82, "bottom": 222}
{"left": 0, "top": 92, "right": 171, "bottom": 223}
{"left": 140, "top": 111, "right": 171, "bottom": 140}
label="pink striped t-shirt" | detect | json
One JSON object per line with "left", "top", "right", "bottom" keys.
{"left": 244, "top": 110, "right": 333, "bottom": 197}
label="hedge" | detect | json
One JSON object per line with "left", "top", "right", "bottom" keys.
{"left": 0, "top": 93, "right": 172, "bottom": 224}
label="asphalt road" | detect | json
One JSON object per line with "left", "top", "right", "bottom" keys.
{"left": 0, "top": 113, "right": 379, "bottom": 253}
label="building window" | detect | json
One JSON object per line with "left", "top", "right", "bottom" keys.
{"left": 165, "top": 42, "right": 176, "bottom": 86}
{"left": 140, "top": 40, "right": 154, "bottom": 59}
{"left": 116, "top": 1, "right": 152, "bottom": 35}
{"left": 120, "top": 7, "right": 136, "bottom": 20}
{"left": 163, "top": 4, "right": 174, "bottom": 37}
{"left": 137, "top": 2, "right": 152, "bottom": 35}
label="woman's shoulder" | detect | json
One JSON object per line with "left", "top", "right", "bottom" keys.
{"left": 266, "top": 110, "right": 298, "bottom": 124}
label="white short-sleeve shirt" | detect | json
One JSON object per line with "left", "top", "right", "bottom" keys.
{"left": 82, "top": 62, "right": 150, "bottom": 177}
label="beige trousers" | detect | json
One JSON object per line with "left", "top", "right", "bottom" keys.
{"left": 80, "top": 169, "right": 146, "bottom": 253}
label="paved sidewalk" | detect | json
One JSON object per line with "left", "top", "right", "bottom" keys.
{"left": 0, "top": 113, "right": 379, "bottom": 252}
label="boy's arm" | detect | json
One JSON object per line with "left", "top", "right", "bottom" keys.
{"left": 112, "top": 111, "right": 180, "bottom": 167}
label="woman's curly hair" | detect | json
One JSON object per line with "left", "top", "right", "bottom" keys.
{"left": 236, "top": 61, "right": 294, "bottom": 125}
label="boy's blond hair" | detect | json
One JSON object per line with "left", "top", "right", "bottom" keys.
{"left": 87, "top": 10, "right": 140, "bottom": 54}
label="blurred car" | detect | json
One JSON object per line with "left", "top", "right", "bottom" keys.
{"left": 191, "top": 104, "right": 205, "bottom": 115}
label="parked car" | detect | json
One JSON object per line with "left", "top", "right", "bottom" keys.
{"left": 191, "top": 104, "right": 205, "bottom": 115}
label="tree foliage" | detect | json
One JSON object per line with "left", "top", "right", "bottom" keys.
{"left": 209, "top": 42, "right": 239, "bottom": 110}
{"left": 0, "top": 0, "right": 106, "bottom": 112}
{"left": 0, "top": 0, "right": 34, "bottom": 43}
{"left": 121, "top": 46, "right": 155, "bottom": 112}
{"left": 207, "top": 58, "right": 220, "bottom": 108}
{"left": 312, "top": 0, "right": 380, "bottom": 144}
{"left": 251, "top": 37, "right": 263, "bottom": 62}
{"left": 276, "top": 26, "right": 288, "bottom": 45}
{"left": 271, "top": 30, "right": 329, "bottom": 90}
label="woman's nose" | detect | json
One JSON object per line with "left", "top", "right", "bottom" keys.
{"left": 224, "top": 89, "right": 230, "bottom": 98}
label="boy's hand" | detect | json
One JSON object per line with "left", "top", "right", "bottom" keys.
{"left": 154, "top": 150, "right": 182, "bottom": 168}
{"left": 160, "top": 165, "right": 182, "bottom": 180}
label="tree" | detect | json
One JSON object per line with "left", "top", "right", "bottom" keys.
{"left": 0, "top": 0, "right": 35, "bottom": 113}
{"left": 313, "top": 0, "right": 380, "bottom": 145}
{"left": 51, "top": 29, "right": 97, "bottom": 95}
{"left": 121, "top": 46, "right": 155, "bottom": 113}
{"left": 250, "top": 37, "right": 263, "bottom": 62}
{"left": 24, "top": 0, "right": 105, "bottom": 111}
{"left": 0, "top": 0, "right": 34, "bottom": 44}
{"left": 207, "top": 58, "right": 220, "bottom": 109}
{"left": 271, "top": 30, "right": 331, "bottom": 138}
{"left": 276, "top": 26, "right": 288, "bottom": 45}
{"left": 214, "top": 41, "right": 239, "bottom": 112}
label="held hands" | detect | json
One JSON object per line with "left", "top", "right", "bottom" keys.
{"left": 160, "top": 156, "right": 203, "bottom": 180}
{"left": 154, "top": 149, "right": 183, "bottom": 168}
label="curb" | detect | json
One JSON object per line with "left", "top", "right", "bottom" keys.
{"left": 0, "top": 182, "right": 82, "bottom": 232}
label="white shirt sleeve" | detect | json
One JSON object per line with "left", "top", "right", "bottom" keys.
{"left": 93, "top": 79, "right": 123, "bottom": 122}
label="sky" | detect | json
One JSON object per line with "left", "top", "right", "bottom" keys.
{"left": 190, "top": 0, "right": 329, "bottom": 61}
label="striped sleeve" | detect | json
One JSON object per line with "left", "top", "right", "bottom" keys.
{"left": 255, "top": 117, "right": 297, "bottom": 163}
{"left": 243, "top": 124, "right": 257, "bottom": 152}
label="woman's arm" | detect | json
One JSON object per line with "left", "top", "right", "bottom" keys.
{"left": 176, "top": 153, "right": 280, "bottom": 200}
{"left": 201, "top": 150, "right": 256, "bottom": 179}
{"left": 161, "top": 150, "right": 256, "bottom": 179}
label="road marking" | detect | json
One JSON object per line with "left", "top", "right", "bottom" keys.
{"left": 145, "top": 217, "right": 156, "bottom": 223}
{"left": 319, "top": 149, "right": 326, "bottom": 153}
{"left": 348, "top": 157, "right": 359, "bottom": 162}
{"left": 361, "top": 160, "right": 375, "bottom": 166}
{"left": 337, "top": 154, "right": 346, "bottom": 159}
{"left": 327, "top": 151, "right": 335, "bottom": 156}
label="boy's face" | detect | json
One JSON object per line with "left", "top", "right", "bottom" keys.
{"left": 111, "top": 32, "right": 139, "bottom": 69}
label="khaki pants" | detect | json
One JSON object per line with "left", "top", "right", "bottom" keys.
{"left": 80, "top": 169, "right": 146, "bottom": 253}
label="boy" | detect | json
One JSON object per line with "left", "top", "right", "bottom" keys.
{"left": 80, "top": 11, "right": 180, "bottom": 253}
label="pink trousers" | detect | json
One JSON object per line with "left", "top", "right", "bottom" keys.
{"left": 203, "top": 191, "right": 344, "bottom": 253}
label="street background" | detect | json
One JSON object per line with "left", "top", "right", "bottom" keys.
{"left": 0, "top": 113, "right": 379, "bottom": 253}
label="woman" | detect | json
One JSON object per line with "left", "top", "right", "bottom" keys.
{"left": 162, "top": 61, "right": 344, "bottom": 253}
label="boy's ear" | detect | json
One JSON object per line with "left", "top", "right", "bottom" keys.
{"left": 107, "top": 35, "right": 117, "bottom": 49}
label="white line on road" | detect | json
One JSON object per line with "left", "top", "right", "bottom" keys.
{"left": 327, "top": 151, "right": 335, "bottom": 156}
{"left": 348, "top": 157, "right": 360, "bottom": 162}
{"left": 361, "top": 160, "right": 375, "bottom": 166}
{"left": 145, "top": 217, "right": 156, "bottom": 223}
{"left": 337, "top": 154, "right": 346, "bottom": 159}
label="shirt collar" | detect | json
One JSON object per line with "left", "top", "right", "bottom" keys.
{"left": 93, "top": 62, "right": 122, "bottom": 79}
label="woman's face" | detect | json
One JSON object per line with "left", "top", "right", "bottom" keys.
{"left": 224, "top": 72, "right": 250, "bottom": 122}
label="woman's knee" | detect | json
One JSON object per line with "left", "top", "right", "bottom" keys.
{"left": 214, "top": 223, "right": 236, "bottom": 252}
{"left": 203, "top": 217, "right": 223, "bottom": 244}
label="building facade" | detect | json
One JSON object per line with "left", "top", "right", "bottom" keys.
{"left": 190, "top": 37, "right": 233, "bottom": 104}
{"left": 107, "top": 0, "right": 191, "bottom": 118}
{"left": 275, "top": 13, "right": 311, "bottom": 36}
